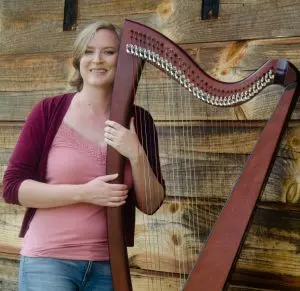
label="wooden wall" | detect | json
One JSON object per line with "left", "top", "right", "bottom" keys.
{"left": 1, "top": 1, "right": 300, "bottom": 290}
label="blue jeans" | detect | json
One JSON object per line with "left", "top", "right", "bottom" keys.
{"left": 19, "top": 256, "right": 113, "bottom": 291}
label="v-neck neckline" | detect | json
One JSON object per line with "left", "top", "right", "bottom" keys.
{"left": 61, "top": 121, "right": 107, "bottom": 150}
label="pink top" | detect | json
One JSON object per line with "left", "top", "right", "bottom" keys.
{"left": 21, "top": 122, "right": 133, "bottom": 261}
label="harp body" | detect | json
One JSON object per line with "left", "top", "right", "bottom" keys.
{"left": 106, "top": 20, "right": 300, "bottom": 290}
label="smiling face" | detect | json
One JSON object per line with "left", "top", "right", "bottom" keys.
{"left": 79, "top": 29, "right": 119, "bottom": 90}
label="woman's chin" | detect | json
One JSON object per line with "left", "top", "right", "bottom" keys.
{"left": 86, "top": 80, "right": 113, "bottom": 89}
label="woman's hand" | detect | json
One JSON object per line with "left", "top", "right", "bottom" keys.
{"left": 104, "top": 118, "right": 142, "bottom": 162}
{"left": 81, "top": 173, "right": 128, "bottom": 207}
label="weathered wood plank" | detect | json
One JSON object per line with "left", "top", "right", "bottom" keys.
{"left": 0, "top": 52, "right": 72, "bottom": 92}
{"left": 0, "top": 0, "right": 73, "bottom": 54}
{"left": 127, "top": 201, "right": 300, "bottom": 289}
{"left": 3, "top": 37, "right": 300, "bottom": 92}
{"left": 231, "top": 270, "right": 300, "bottom": 291}
{"left": 0, "top": 91, "right": 68, "bottom": 121}
{"left": 130, "top": 267, "right": 284, "bottom": 291}
{"left": 0, "top": 199, "right": 24, "bottom": 255}
{"left": 2, "top": 1, "right": 300, "bottom": 53}
{"left": 0, "top": 256, "right": 19, "bottom": 291}
{"left": 77, "top": 0, "right": 300, "bottom": 45}
{"left": 1, "top": 123, "right": 300, "bottom": 204}
{"left": 0, "top": 199, "right": 299, "bottom": 290}
{"left": 228, "top": 286, "right": 280, "bottom": 291}
{"left": 0, "top": 72, "right": 285, "bottom": 122}
{"left": 130, "top": 269, "right": 294, "bottom": 291}
{"left": 3, "top": 37, "right": 300, "bottom": 120}
{"left": 157, "top": 124, "right": 300, "bottom": 204}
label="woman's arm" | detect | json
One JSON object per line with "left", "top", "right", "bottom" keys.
{"left": 17, "top": 174, "right": 128, "bottom": 209}
{"left": 18, "top": 179, "right": 85, "bottom": 208}
{"left": 129, "top": 146, "right": 165, "bottom": 214}
{"left": 2, "top": 100, "right": 47, "bottom": 205}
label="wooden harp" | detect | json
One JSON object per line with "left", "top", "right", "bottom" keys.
{"left": 106, "top": 20, "right": 300, "bottom": 291}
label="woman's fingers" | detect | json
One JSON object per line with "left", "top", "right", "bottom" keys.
{"left": 107, "top": 200, "right": 126, "bottom": 207}
{"left": 111, "top": 194, "right": 127, "bottom": 202}
{"left": 108, "top": 184, "right": 128, "bottom": 191}
{"left": 104, "top": 126, "right": 117, "bottom": 136}
{"left": 110, "top": 190, "right": 128, "bottom": 197}
{"left": 106, "top": 192, "right": 128, "bottom": 207}
{"left": 104, "top": 132, "right": 114, "bottom": 141}
{"left": 105, "top": 120, "right": 122, "bottom": 129}
{"left": 99, "top": 173, "right": 118, "bottom": 182}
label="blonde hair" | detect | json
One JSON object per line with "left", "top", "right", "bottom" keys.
{"left": 68, "top": 21, "right": 121, "bottom": 91}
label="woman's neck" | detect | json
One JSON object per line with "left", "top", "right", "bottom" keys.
{"left": 77, "top": 86, "right": 112, "bottom": 116}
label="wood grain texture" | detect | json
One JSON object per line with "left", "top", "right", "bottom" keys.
{"left": 78, "top": 0, "right": 300, "bottom": 44}
{"left": 0, "top": 52, "right": 72, "bottom": 92}
{"left": 0, "top": 123, "right": 300, "bottom": 205}
{"left": 0, "top": 0, "right": 72, "bottom": 54}
{"left": 2, "top": 1, "right": 300, "bottom": 54}
{"left": 0, "top": 256, "right": 19, "bottom": 291}
{"left": 3, "top": 38, "right": 300, "bottom": 121}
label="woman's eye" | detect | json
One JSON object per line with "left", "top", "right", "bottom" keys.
{"left": 105, "top": 51, "right": 115, "bottom": 55}
{"left": 85, "top": 50, "right": 93, "bottom": 54}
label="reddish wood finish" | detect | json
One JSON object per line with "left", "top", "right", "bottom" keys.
{"left": 106, "top": 25, "right": 144, "bottom": 291}
{"left": 107, "top": 20, "right": 300, "bottom": 291}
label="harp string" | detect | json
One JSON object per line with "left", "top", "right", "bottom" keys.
{"left": 155, "top": 69, "right": 165, "bottom": 291}
{"left": 192, "top": 101, "right": 202, "bottom": 275}
{"left": 202, "top": 91, "right": 210, "bottom": 246}
{"left": 182, "top": 71, "right": 190, "bottom": 274}
{"left": 173, "top": 54, "right": 181, "bottom": 284}
{"left": 157, "top": 49, "right": 175, "bottom": 286}
{"left": 150, "top": 41, "right": 165, "bottom": 289}
{"left": 178, "top": 59, "right": 186, "bottom": 285}
{"left": 132, "top": 53, "right": 153, "bottom": 290}
{"left": 186, "top": 74, "right": 198, "bottom": 275}
{"left": 182, "top": 67, "right": 196, "bottom": 275}
{"left": 161, "top": 53, "right": 175, "bottom": 287}
{"left": 133, "top": 42, "right": 167, "bottom": 289}
{"left": 132, "top": 54, "right": 225, "bottom": 289}
{"left": 204, "top": 81, "right": 214, "bottom": 241}
{"left": 143, "top": 59, "right": 162, "bottom": 289}
{"left": 206, "top": 81, "right": 214, "bottom": 239}
{"left": 165, "top": 62, "right": 178, "bottom": 286}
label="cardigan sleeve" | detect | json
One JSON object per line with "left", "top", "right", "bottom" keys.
{"left": 135, "top": 106, "right": 165, "bottom": 191}
{"left": 124, "top": 106, "right": 165, "bottom": 246}
{"left": 2, "top": 100, "right": 47, "bottom": 205}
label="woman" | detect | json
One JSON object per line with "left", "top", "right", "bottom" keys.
{"left": 3, "top": 21, "right": 165, "bottom": 290}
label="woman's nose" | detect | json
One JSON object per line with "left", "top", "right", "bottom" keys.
{"left": 92, "top": 51, "right": 102, "bottom": 63}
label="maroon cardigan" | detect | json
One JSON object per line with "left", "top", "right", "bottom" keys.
{"left": 2, "top": 92, "right": 164, "bottom": 247}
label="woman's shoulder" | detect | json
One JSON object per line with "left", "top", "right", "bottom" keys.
{"left": 30, "top": 92, "right": 75, "bottom": 117}
{"left": 25, "top": 92, "right": 75, "bottom": 125}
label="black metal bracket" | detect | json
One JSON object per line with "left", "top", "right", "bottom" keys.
{"left": 201, "top": 0, "right": 219, "bottom": 20}
{"left": 63, "top": 0, "right": 78, "bottom": 31}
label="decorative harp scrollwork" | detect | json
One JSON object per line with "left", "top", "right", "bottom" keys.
{"left": 106, "top": 20, "right": 300, "bottom": 291}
